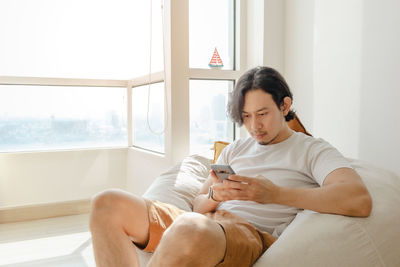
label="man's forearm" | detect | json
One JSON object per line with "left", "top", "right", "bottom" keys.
{"left": 192, "top": 193, "right": 219, "bottom": 214}
{"left": 276, "top": 182, "right": 372, "bottom": 217}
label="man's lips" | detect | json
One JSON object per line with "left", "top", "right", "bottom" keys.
{"left": 253, "top": 132, "right": 267, "bottom": 139}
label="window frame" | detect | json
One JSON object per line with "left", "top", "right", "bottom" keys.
{"left": 189, "top": 78, "right": 236, "bottom": 154}
{"left": 0, "top": 76, "right": 131, "bottom": 153}
{"left": 130, "top": 74, "right": 165, "bottom": 153}
{"left": 185, "top": 0, "right": 246, "bottom": 153}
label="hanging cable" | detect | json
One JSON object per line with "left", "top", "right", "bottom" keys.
{"left": 145, "top": 0, "right": 168, "bottom": 136}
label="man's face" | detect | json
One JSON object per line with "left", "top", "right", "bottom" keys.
{"left": 242, "top": 89, "right": 288, "bottom": 145}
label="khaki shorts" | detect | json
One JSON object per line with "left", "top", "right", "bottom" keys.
{"left": 141, "top": 199, "right": 276, "bottom": 267}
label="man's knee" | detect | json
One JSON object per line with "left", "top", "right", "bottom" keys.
{"left": 150, "top": 213, "right": 226, "bottom": 266}
{"left": 89, "top": 188, "right": 142, "bottom": 227}
{"left": 91, "top": 188, "right": 124, "bottom": 212}
{"left": 162, "top": 213, "right": 223, "bottom": 252}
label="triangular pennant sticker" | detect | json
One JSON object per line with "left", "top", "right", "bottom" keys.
{"left": 208, "top": 47, "right": 224, "bottom": 69}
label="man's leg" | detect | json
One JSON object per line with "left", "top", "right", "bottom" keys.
{"left": 148, "top": 212, "right": 226, "bottom": 267}
{"left": 89, "top": 188, "right": 149, "bottom": 267}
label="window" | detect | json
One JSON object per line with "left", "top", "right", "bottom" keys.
{"left": 132, "top": 82, "right": 165, "bottom": 153}
{"left": 189, "top": 0, "right": 235, "bottom": 70}
{"left": 0, "top": 85, "right": 127, "bottom": 152}
{"left": 0, "top": 0, "right": 161, "bottom": 79}
{"left": 129, "top": 0, "right": 165, "bottom": 153}
{"left": 187, "top": 0, "right": 238, "bottom": 154}
{"left": 190, "top": 80, "right": 234, "bottom": 153}
{"left": 0, "top": 0, "right": 245, "bottom": 155}
{"left": 0, "top": 0, "right": 163, "bottom": 152}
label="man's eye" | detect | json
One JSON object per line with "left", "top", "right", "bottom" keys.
{"left": 258, "top": 113, "right": 267, "bottom": 116}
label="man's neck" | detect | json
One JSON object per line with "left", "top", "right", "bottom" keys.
{"left": 259, "top": 126, "right": 293, "bottom": 146}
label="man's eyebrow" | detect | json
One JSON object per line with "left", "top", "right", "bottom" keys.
{"left": 242, "top": 107, "right": 269, "bottom": 114}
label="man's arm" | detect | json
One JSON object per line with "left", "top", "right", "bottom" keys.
{"left": 277, "top": 168, "right": 372, "bottom": 217}
{"left": 212, "top": 167, "right": 372, "bottom": 217}
{"left": 192, "top": 172, "right": 220, "bottom": 214}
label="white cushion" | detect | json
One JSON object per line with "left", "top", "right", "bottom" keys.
{"left": 142, "top": 154, "right": 210, "bottom": 211}
{"left": 255, "top": 159, "right": 400, "bottom": 266}
{"left": 139, "top": 156, "right": 400, "bottom": 266}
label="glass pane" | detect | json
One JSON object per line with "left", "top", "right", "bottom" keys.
{"left": 190, "top": 80, "right": 234, "bottom": 154}
{"left": 189, "top": 0, "right": 235, "bottom": 70}
{"left": 0, "top": 0, "right": 163, "bottom": 79}
{"left": 0, "top": 85, "right": 127, "bottom": 152}
{"left": 132, "top": 82, "right": 165, "bottom": 153}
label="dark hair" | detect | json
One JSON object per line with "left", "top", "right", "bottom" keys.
{"left": 227, "top": 66, "right": 295, "bottom": 126}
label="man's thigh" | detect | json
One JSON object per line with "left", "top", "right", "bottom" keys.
{"left": 206, "top": 210, "right": 276, "bottom": 267}
{"left": 141, "top": 199, "right": 186, "bottom": 252}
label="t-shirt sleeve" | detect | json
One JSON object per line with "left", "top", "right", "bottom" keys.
{"left": 308, "top": 139, "right": 352, "bottom": 186}
{"left": 215, "top": 141, "right": 237, "bottom": 165}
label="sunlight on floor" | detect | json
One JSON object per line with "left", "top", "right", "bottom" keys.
{"left": 0, "top": 214, "right": 95, "bottom": 267}
{"left": 0, "top": 232, "right": 93, "bottom": 266}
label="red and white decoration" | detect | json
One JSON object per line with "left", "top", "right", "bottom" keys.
{"left": 208, "top": 47, "right": 224, "bottom": 69}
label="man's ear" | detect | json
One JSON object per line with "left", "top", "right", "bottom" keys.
{"left": 281, "top": 97, "right": 292, "bottom": 116}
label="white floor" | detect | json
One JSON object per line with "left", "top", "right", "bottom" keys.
{"left": 0, "top": 214, "right": 95, "bottom": 267}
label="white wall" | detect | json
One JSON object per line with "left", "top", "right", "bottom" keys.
{"left": 248, "top": 0, "right": 284, "bottom": 73}
{"left": 246, "top": 0, "right": 265, "bottom": 68}
{"left": 0, "top": 149, "right": 127, "bottom": 208}
{"left": 312, "top": 0, "right": 363, "bottom": 159}
{"left": 263, "top": 0, "right": 285, "bottom": 73}
{"left": 284, "top": 0, "right": 400, "bottom": 175}
{"left": 284, "top": 0, "right": 315, "bottom": 131}
{"left": 358, "top": 0, "right": 400, "bottom": 174}
{"left": 126, "top": 149, "right": 171, "bottom": 196}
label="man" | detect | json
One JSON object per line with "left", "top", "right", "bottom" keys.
{"left": 90, "top": 66, "right": 372, "bottom": 267}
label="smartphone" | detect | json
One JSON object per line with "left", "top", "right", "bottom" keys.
{"left": 210, "top": 164, "right": 236, "bottom": 181}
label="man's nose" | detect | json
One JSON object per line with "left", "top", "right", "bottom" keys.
{"left": 251, "top": 117, "right": 262, "bottom": 130}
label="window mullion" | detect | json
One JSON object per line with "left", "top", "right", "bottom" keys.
{"left": 236, "top": 0, "right": 247, "bottom": 71}
{"left": 189, "top": 68, "right": 242, "bottom": 80}
{"left": 164, "top": 0, "right": 190, "bottom": 163}
{"left": 127, "top": 81, "right": 133, "bottom": 147}
{"left": 129, "top": 71, "right": 164, "bottom": 88}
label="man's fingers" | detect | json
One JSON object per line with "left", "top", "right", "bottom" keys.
{"left": 213, "top": 187, "right": 244, "bottom": 202}
{"left": 228, "top": 174, "right": 251, "bottom": 184}
{"left": 210, "top": 170, "right": 219, "bottom": 183}
{"left": 223, "top": 179, "right": 247, "bottom": 189}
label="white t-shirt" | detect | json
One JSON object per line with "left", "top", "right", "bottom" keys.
{"left": 216, "top": 131, "right": 351, "bottom": 237}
